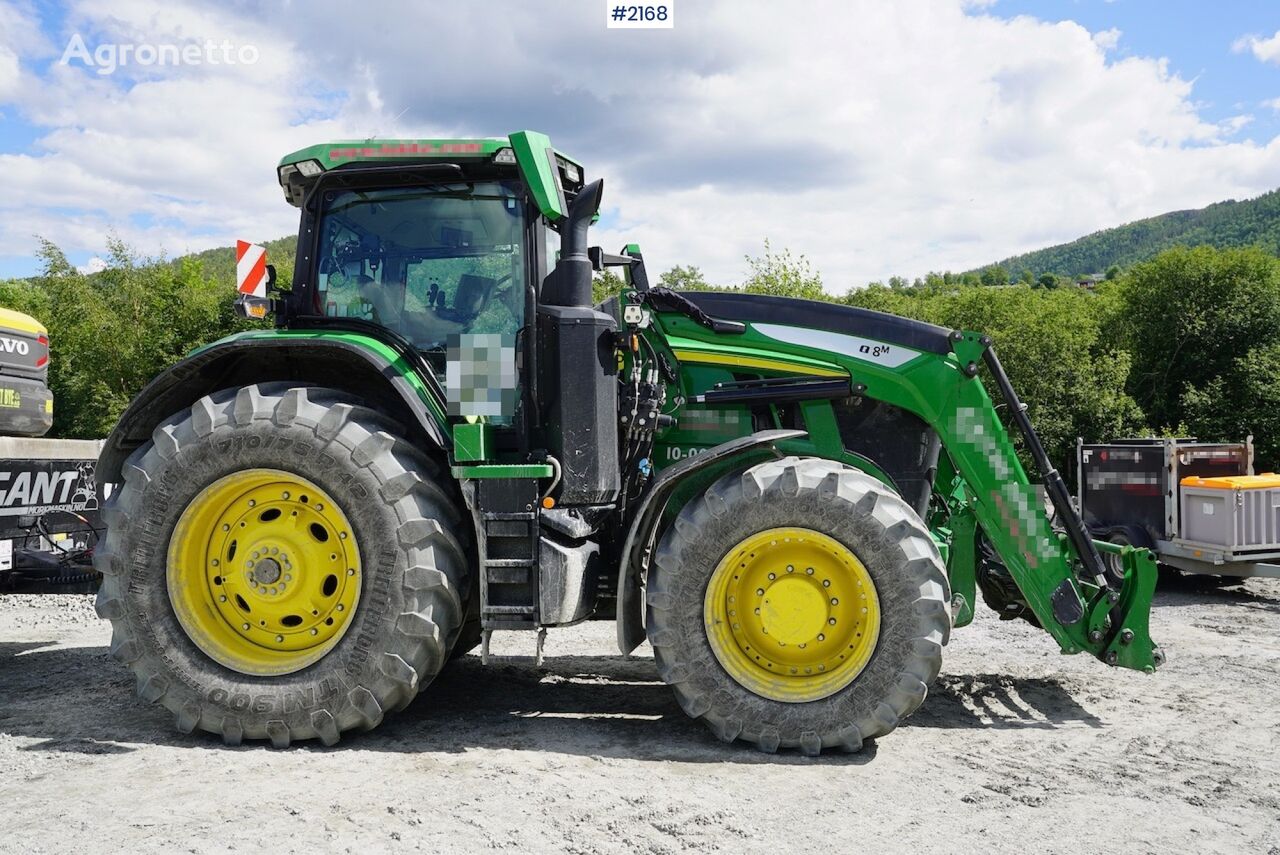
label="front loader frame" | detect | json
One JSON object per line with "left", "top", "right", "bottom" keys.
{"left": 633, "top": 292, "right": 1161, "bottom": 673}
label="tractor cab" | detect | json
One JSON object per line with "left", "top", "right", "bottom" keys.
{"left": 268, "top": 133, "right": 625, "bottom": 498}
{"left": 272, "top": 134, "right": 590, "bottom": 364}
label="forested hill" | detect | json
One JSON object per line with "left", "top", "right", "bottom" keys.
{"left": 180, "top": 235, "right": 297, "bottom": 287}
{"left": 991, "top": 188, "right": 1280, "bottom": 277}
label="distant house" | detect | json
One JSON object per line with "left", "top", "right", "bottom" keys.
{"left": 1075, "top": 274, "right": 1105, "bottom": 289}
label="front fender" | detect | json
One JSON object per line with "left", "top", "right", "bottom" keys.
{"left": 615, "top": 429, "right": 805, "bottom": 654}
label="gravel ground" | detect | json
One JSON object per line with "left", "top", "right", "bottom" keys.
{"left": 2, "top": 578, "right": 1278, "bottom": 854}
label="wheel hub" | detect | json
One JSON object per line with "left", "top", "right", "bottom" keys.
{"left": 760, "top": 576, "right": 829, "bottom": 644}
{"left": 167, "top": 469, "right": 362, "bottom": 676}
{"left": 252, "top": 556, "right": 283, "bottom": 585}
{"left": 703, "top": 527, "right": 881, "bottom": 703}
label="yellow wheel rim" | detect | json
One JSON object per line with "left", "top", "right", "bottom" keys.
{"left": 703, "top": 527, "right": 881, "bottom": 703}
{"left": 167, "top": 469, "right": 362, "bottom": 676}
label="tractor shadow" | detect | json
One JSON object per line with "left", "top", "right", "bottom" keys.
{"left": 0, "top": 642, "right": 1104, "bottom": 761}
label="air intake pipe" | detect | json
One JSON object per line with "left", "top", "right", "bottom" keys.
{"left": 536, "top": 177, "right": 620, "bottom": 505}
{"left": 544, "top": 179, "right": 603, "bottom": 308}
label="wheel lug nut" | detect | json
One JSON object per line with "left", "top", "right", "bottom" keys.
{"left": 275, "top": 635, "right": 283, "bottom": 643}
{"left": 211, "top": 559, "right": 219, "bottom": 567}
{"left": 311, "top": 628, "right": 318, "bottom": 636}
{"left": 282, "top": 491, "right": 290, "bottom": 500}
{"left": 818, "top": 633, "right": 825, "bottom": 641}
{"left": 806, "top": 567, "right": 814, "bottom": 575}
{"left": 828, "top": 618, "right": 837, "bottom": 625}
{"left": 248, "top": 499, "right": 256, "bottom": 507}
{"left": 768, "top": 573, "right": 776, "bottom": 580}
{"left": 786, "top": 565, "right": 794, "bottom": 573}
{"left": 830, "top": 598, "right": 839, "bottom": 605}
{"left": 242, "top": 623, "right": 250, "bottom": 630}
{"left": 756, "top": 588, "right": 764, "bottom": 596}
{"left": 219, "top": 595, "right": 227, "bottom": 603}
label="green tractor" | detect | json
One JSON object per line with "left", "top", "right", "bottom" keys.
{"left": 95, "top": 131, "right": 1161, "bottom": 753}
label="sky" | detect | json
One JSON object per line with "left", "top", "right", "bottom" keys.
{"left": 0, "top": 0, "right": 1277, "bottom": 290}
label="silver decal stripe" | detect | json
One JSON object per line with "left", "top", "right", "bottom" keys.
{"left": 753, "top": 323, "right": 921, "bottom": 369}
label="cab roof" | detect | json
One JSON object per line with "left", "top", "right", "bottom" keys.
{"left": 276, "top": 131, "right": 584, "bottom": 219}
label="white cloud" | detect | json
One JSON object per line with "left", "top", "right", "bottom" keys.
{"left": 1093, "top": 27, "right": 1121, "bottom": 51}
{"left": 1232, "top": 30, "right": 1280, "bottom": 65}
{"left": 76, "top": 255, "right": 106, "bottom": 274}
{"left": 0, "top": 1, "right": 1277, "bottom": 290}
{"left": 1264, "top": 97, "right": 1280, "bottom": 113}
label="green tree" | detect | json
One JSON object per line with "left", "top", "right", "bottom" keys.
{"left": 657, "top": 264, "right": 710, "bottom": 291}
{"left": 1037, "top": 272, "right": 1058, "bottom": 290}
{"left": 979, "top": 265, "right": 1009, "bottom": 287}
{"left": 1182, "top": 342, "right": 1280, "bottom": 468}
{"left": 1117, "top": 245, "right": 1280, "bottom": 441}
{"left": 740, "top": 240, "right": 824, "bottom": 300}
{"left": 592, "top": 268, "right": 626, "bottom": 305}
{"left": 1104, "top": 264, "right": 1121, "bottom": 281}
{"left": 30, "top": 237, "right": 251, "bottom": 438}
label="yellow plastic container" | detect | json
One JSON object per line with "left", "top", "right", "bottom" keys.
{"left": 1180, "top": 473, "right": 1280, "bottom": 490}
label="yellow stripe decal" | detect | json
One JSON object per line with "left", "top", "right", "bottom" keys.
{"left": 672, "top": 349, "right": 847, "bottom": 378}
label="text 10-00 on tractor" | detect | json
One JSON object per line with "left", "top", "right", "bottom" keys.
{"left": 94, "top": 132, "right": 1161, "bottom": 753}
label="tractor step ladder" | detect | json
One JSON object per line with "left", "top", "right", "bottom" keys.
{"left": 477, "top": 489, "right": 541, "bottom": 633}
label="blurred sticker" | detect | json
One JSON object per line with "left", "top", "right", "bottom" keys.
{"left": 446, "top": 333, "right": 517, "bottom": 418}
{"left": 0, "top": 539, "right": 10, "bottom": 571}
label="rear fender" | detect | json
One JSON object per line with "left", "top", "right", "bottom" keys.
{"left": 99, "top": 334, "right": 450, "bottom": 482}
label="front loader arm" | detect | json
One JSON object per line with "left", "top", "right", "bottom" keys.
{"left": 937, "top": 335, "right": 1162, "bottom": 672}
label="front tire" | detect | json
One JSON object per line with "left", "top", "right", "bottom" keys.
{"left": 94, "top": 384, "right": 470, "bottom": 746}
{"left": 647, "top": 457, "right": 950, "bottom": 755}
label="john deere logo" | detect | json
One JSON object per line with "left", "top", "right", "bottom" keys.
{"left": 0, "top": 337, "right": 29, "bottom": 355}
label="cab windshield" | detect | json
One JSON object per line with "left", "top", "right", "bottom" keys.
{"left": 314, "top": 181, "right": 526, "bottom": 351}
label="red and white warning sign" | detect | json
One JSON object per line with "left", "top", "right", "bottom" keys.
{"left": 236, "top": 240, "right": 268, "bottom": 297}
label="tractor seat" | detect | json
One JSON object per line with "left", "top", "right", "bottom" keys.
{"left": 439, "top": 274, "right": 496, "bottom": 322}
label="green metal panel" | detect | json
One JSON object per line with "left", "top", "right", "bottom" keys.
{"left": 452, "top": 422, "right": 492, "bottom": 463}
{"left": 452, "top": 463, "right": 555, "bottom": 479}
{"left": 509, "top": 130, "right": 567, "bottom": 221}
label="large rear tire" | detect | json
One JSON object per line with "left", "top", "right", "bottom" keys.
{"left": 647, "top": 457, "right": 950, "bottom": 755}
{"left": 94, "top": 384, "right": 471, "bottom": 746}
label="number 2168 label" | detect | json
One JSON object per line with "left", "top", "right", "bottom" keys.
{"left": 607, "top": 2, "right": 673, "bottom": 29}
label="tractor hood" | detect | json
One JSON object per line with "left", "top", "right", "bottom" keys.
{"left": 677, "top": 291, "right": 955, "bottom": 357}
